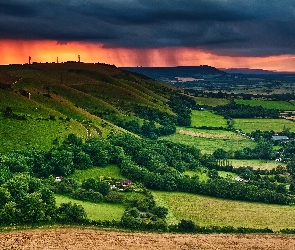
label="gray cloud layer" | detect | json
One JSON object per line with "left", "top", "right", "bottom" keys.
{"left": 1, "top": 0, "right": 295, "bottom": 56}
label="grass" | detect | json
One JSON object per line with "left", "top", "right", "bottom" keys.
{"left": 230, "top": 159, "right": 287, "bottom": 171}
{"left": 152, "top": 191, "right": 295, "bottom": 231}
{"left": 55, "top": 195, "right": 125, "bottom": 221}
{"left": 233, "top": 118, "right": 295, "bottom": 133}
{"left": 183, "top": 170, "right": 209, "bottom": 182}
{"left": 183, "top": 170, "right": 238, "bottom": 181}
{"left": 162, "top": 132, "right": 256, "bottom": 154}
{"left": 191, "top": 110, "right": 228, "bottom": 128}
{"left": 235, "top": 99, "right": 295, "bottom": 110}
{"left": 71, "top": 165, "right": 125, "bottom": 182}
{"left": 0, "top": 89, "right": 86, "bottom": 152}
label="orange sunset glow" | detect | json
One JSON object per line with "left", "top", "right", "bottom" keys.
{"left": 1, "top": 39, "right": 295, "bottom": 72}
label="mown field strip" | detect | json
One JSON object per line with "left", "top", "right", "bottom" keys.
{"left": 153, "top": 191, "right": 295, "bottom": 231}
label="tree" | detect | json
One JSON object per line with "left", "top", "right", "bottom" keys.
{"left": 213, "top": 148, "right": 228, "bottom": 159}
{"left": 56, "top": 202, "right": 87, "bottom": 223}
{"left": 49, "top": 150, "right": 74, "bottom": 176}
{"left": 152, "top": 206, "right": 168, "bottom": 219}
{"left": 177, "top": 219, "right": 196, "bottom": 232}
{"left": 73, "top": 151, "right": 92, "bottom": 170}
{"left": 83, "top": 138, "right": 111, "bottom": 166}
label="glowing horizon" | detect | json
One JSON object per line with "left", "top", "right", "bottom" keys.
{"left": 1, "top": 39, "right": 295, "bottom": 72}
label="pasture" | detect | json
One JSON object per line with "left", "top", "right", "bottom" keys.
{"left": 152, "top": 191, "right": 295, "bottom": 231}
{"left": 233, "top": 118, "right": 295, "bottom": 133}
{"left": 191, "top": 110, "right": 228, "bottom": 128}
{"left": 71, "top": 165, "right": 125, "bottom": 182}
{"left": 235, "top": 99, "right": 295, "bottom": 110}
{"left": 55, "top": 195, "right": 125, "bottom": 221}
{"left": 230, "top": 159, "right": 286, "bottom": 171}
{"left": 162, "top": 131, "right": 256, "bottom": 154}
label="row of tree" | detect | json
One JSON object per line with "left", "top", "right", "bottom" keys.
{"left": 213, "top": 100, "right": 279, "bottom": 118}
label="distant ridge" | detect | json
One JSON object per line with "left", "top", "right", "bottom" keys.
{"left": 121, "top": 65, "right": 226, "bottom": 81}
{"left": 222, "top": 68, "right": 295, "bottom": 75}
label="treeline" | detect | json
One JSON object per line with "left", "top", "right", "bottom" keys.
{"left": 186, "top": 89, "right": 295, "bottom": 102}
{"left": 109, "top": 135, "right": 294, "bottom": 205}
{"left": 116, "top": 94, "right": 195, "bottom": 139}
{"left": 1, "top": 133, "right": 295, "bottom": 210}
{"left": 213, "top": 100, "right": 279, "bottom": 118}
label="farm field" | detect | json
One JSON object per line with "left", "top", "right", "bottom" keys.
{"left": 1, "top": 229, "right": 295, "bottom": 250}
{"left": 191, "top": 110, "right": 228, "bottom": 128}
{"left": 195, "top": 96, "right": 230, "bottom": 107}
{"left": 55, "top": 195, "right": 125, "bottom": 221}
{"left": 152, "top": 191, "right": 295, "bottom": 231}
{"left": 178, "top": 127, "right": 246, "bottom": 140}
{"left": 233, "top": 118, "right": 295, "bottom": 133}
{"left": 71, "top": 165, "right": 125, "bottom": 182}
{"left": 230, "top": 159, "right": 287, "bottom": 170}
{"left": 235, "top": 99, "right": 295, "bottom": 110}
{"left": 162, "top": 131, "right": 256, "bottom": 154}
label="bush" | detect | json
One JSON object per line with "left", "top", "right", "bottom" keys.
{"left": 56, "top": 202, "right": 87, "bottom": 223}
{"left": 104, "top": 191, "right": 124, "bottom": 203}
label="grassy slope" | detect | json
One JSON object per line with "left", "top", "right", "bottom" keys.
{"left": 153, "top": 191, "right": 295, "bottom": 231}
{"left": 0, "top": 90, "right": 86, "bottom": 152}
{"left": 191, "top": 110, "right": 228, "bottom": 128}
{"left": 0, "top": 63, "right": 175, "bottom": 152}
{"left": 71, "top": 165, "right": 125, "bottom": 182}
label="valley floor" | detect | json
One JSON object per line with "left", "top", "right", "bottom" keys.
{"left": 0, "top": 228, "right": 294, "bottom": 250}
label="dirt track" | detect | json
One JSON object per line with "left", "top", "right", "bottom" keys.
{"left": 0, "top": 229, "right": 295, "bottom": 250}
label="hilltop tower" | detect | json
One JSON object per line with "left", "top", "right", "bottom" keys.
{"left": 29, "top": 56, "right": 31, "bottom": 64}
{"left": 57, "top": 57, "right": 59, "bottom": 63}
{"left": 78, "top": 55, "right": 80, "bottom": 63}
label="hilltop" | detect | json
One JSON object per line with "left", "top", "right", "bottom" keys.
{"left": 0, "top": 62, "right": 183, "bottom": 152}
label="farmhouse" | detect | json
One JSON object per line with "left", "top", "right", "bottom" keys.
{"left": 116, "top": 179, "right": 132, "bottom": 187}
{"left": 234, "top": 176, "right": 249, "bottom": 183}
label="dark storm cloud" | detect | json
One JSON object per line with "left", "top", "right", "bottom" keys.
{"left": 1, "top": 0, "right": 295, "bottom": 56}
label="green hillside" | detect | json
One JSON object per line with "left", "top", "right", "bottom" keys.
{"left": 0, "top": 63, "right": 178, "bottom": 153}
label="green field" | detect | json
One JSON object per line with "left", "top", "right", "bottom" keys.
{"left": 230, "top": 159, "right": 286, "bottom": 170}
{"left": 71, "top": 165, "right": 125, "bottom": 182}
{"left": 191, "top": 110, "right": 228, "bottom": 128}
{"left": 153, "top": 191, "right": 295, "bottom": 231}
{"left": 55, "top": 195, "right": 125, "bottom": 221}
{"left": 194, "top": 97, "right": 230, "bottom": 107}
{"left": 235, "top": 99, "right": 295, "bottom": 110}
{"left": 183, "top": 170, "right": 238, "bottom": 181}
{"left": 162, "top": 131, "right": 256, "bottom": 154}
{"left": 233, "top": 118, "right": 295, "bottom": 133}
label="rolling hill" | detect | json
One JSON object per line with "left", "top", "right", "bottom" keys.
{"left": 0, "top": 62, "right": 179, "bottom": 153}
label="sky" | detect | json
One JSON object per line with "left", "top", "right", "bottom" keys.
{"left": 1, "top": 0, "right": 295, "bottom": 71}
